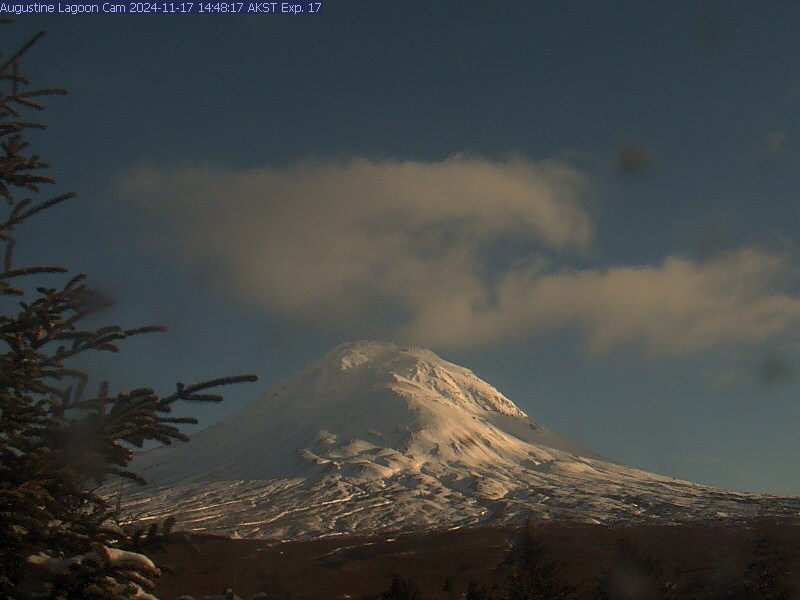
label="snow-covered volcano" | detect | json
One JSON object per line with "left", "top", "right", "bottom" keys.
{"left": 124, "top": 341, "right": 798, "bottom": 539}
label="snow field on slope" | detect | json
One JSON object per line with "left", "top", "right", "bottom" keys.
{"left": 124, "top": 341, "right": 800, "bottom": 540}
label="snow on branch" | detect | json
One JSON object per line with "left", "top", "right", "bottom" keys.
{"left": 26, "top": 545, "right": 160, "bottom": 575}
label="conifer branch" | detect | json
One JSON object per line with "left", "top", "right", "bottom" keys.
{"left": 1, "top": 192, "right": 75, "bottom": 230}
{"left": 0, "top": 30, "right": 45, "bottom": 73}
{"left": 0, "top": 22, "right": 256, "bottom": 599}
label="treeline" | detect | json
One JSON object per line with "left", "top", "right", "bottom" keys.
{"left": 377, "top": 522, "right": 795, "bottom": 600}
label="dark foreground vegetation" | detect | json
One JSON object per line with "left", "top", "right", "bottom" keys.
{"left": 151, "top": 518, "right": 800, "bottom": 600}
{"left": 1, "top": 22, "right": 256, "bottom": 599}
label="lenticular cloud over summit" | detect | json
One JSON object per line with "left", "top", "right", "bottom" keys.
{"left": 116, "top": 157, "right": 800, "bottom": 354}
{"left": 124, "top": 341, "right": 800, "bottom": 540}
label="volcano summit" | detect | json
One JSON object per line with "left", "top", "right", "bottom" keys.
{"left": 125, "top": 341, "right": 798, "bottom": 539}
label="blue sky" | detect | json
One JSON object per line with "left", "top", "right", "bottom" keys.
{"left": 6, "top": 2, "right": 800, "bottom": 494}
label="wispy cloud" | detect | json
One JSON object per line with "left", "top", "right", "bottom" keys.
{"left": 407, "top": 248, "right": 800, "bottom": 352}
{"left": 758, "top": 350, "right": 794, "bottom": 387}
{"left": 115, "top": 157, "right": 800, "bottom": 353}
{"left": 757, "top": 131, "right": 788, "bottom": 162}
{"left": 707, "top": 368, "right": 749, "bottom": 388}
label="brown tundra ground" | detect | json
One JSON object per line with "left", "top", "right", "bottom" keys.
{"left": 152, "top": 518, "right": 800, "bottom": 600}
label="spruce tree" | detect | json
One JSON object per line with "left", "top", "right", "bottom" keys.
{"left": 465, "top": 581, "right": 492, "bottom": 600}
{"left": 503, "top": 525, "right": 575, "bottom": 600}
{"left": 0, "top": 23, "right": 256, "bottom": 599}
{"left": 592, "top": 538, "right": 675, "bottom": 600}
{"left": 379, "top": 575, "right": 423, "bottom": 600}
{"left": 734, "top": 530, "right": 791, "bottom": 600}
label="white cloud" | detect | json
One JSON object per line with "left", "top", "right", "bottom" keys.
{"left": 707, "top": 368, "right": 750, "bottom": 388}
{"left": 115, "top": 156, "right": 800, "bottom": 353}
{"left": 412, "top": 248, "right": 800, "bottom": 353}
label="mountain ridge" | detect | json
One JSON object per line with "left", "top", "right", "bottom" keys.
{"left": 123, "top": 340, "right": 800, "bottom": 540}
